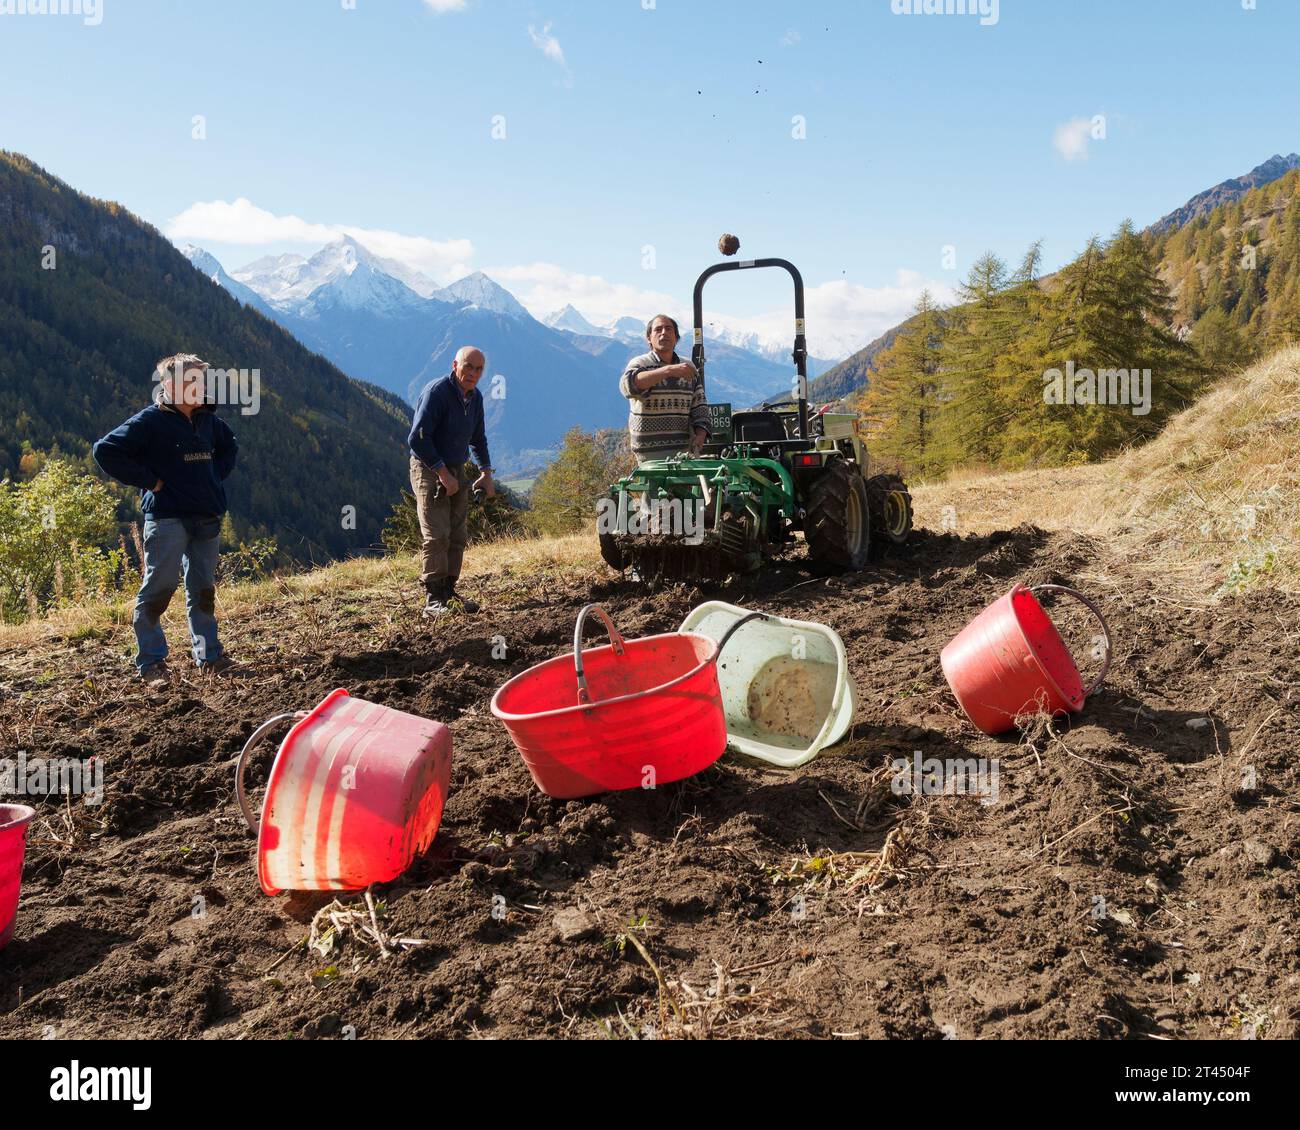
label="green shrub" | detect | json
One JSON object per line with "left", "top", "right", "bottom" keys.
{"left": 0, "top": 460, "right": 124, "bottom": 621}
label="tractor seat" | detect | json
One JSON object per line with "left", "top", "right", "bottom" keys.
{"left": 731, "top": 412, "right": 788, "bottom": 443}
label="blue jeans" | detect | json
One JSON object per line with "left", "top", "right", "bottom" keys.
{"left": 133, "top": 517, "right": 223, "bottom": 670}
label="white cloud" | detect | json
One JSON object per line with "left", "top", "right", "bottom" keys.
{"left": 780, "top": 28, "right": 801, "bottom": 47}
{"left": 1053, "top": 117, "right": 1094, "bottom": 162}
{"left": 166, "top": 198, "right": 474, "bottom": 283}
{"left": 422, "top": 0, "right": 467, "bottom": 12}
{"left": 700, "top": 271, "right": 955, "bottom": 359}
{"left": 483, "top": 261, "right": 681, "bottom": 327}
{"left": 529, "top": 22, "right": 572, "bottom": 83}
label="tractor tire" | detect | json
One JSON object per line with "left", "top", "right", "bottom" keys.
{"left": 866, "top": 474, "right": 913, "bottom": 556}
{"left": 805, "top": 459, "right": 870, "bottom": 572}
{"left": 599, "top": 530, "right": 624, "bottom": 572}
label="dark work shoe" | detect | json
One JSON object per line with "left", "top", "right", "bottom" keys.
{"left": 422, "top": 578, "right": 451, "bottom": 619}
{"left": 200, "top": 655, "right": 239, "bottom": 676}
{"left": 447, "top": 578, "right": 480, "bottom": 613}
{"left": 137, "top": 661, "right": 170, "bottom": 688}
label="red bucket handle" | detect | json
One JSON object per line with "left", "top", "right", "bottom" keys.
{"left": 573, "top": 604, "right": 627, "bottom": 703}
{"left": 1028, "top": 584, "right": 1113, "bottom": 699}
{"left": 235, "top": 711, "right": 308, "bottom": 834}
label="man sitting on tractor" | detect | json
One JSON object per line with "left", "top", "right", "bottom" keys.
{"left": 618, "top": 315, "right": 710, "bottom": 463}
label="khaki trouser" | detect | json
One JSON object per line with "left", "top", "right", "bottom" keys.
{"left": 410, "top": 456, "right": 470, "bottom": 586}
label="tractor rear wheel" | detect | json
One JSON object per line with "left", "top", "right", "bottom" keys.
{"left": 866, "top": 474, "right": 913, "bottom": 554}
{"left": 806, "top": 459, "right": 870, "bottom": 571}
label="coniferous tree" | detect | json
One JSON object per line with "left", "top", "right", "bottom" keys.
{"left": 854, "top": 291, "right": 947, "bottom": 478}
{"left": 939, "top": 252, "right": 1007, "bottom": 467}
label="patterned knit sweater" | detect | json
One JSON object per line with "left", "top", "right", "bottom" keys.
{"left": 618, "top": 350, "right": 711, "bottom": 455}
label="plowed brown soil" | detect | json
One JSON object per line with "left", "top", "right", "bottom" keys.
{"left": 1, "top": 527, "right": 1296, "bottom": 1039}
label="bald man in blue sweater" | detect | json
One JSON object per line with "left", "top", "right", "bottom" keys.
{"left": 408, "top": 347, "right": 496, "bottom": 618}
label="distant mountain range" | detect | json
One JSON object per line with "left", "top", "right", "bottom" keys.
{"left": 185, "top": 239, "right": 836, "bottom": 475}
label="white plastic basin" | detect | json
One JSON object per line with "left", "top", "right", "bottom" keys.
{"left": 678, "top": 601, "right": 857, "bottom": 768}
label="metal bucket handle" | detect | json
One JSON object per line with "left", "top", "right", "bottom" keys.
{"left": 712, "top": 611, "right": 770, "bottom": 656}
{"left": 1029, "top": 584, "right": 1113, "bottom": 699}
{"left": 235, "top": 711, "right": 308, "bottom": 834}
{"left": 573, "top": 604, "right": 627, "bottom": 703}
{"left": 573, "top": 605, "right": 770, "bottom": 705}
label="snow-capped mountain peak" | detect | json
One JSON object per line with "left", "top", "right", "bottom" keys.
{"left": 231, "top": 237, "right": 436, "bottom": 314}
{"left": 442, "top": 272, "right": 529, "bottom": 318}
{"left": 181, "top": 243, "right": 224, "bottom": 278}
{"left": 180, "top": 244, "right": 271, "bottom": 312}
{"left": 544, "top": 304, "right": 603, "bottom": 336}
{"left": 607, "top": 315, "right": 649, "bottom": 342}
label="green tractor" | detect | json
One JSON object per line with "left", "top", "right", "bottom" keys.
{"left": 599, "top": 257, "right": 913, "bottom": 583}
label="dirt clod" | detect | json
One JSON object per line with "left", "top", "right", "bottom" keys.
{"left": 553, "top": 907, "right": 599, "bottom": 943}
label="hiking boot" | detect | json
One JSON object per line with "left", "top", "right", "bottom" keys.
{"left": 200, "top": 655, "right": 239, "bottom": 676}
{"left": 422, "top": 578, "right": 451, "bottom": 619}
{"left": 137, "top": 661, "right": 170, "bottom": 688}
{"left": 446, "top": 578, "right": 480, "bottom": 613}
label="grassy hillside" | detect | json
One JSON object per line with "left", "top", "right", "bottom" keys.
{"left": 912, "top": 345, "right": 1300, "bottom": 591}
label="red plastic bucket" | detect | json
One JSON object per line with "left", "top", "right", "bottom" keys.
{"left": 941, "top": 584, "right": 1112, "bottom": 736}
{"left": 235, "top": 689, "right": 453, "bottom": 895}
{"left": 0, "top": 804, "right": 37, "bottom": 951}
{"left": 492, "top": 604, "right": 758, "bottom": 799}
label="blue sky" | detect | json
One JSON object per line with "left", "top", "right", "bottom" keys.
{"left": 2, "top": 0, "right": 1298, "bottom": 354}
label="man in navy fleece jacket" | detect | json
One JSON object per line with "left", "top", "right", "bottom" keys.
{"left": 93, "top": 354, "right": 239, "bottom": 686}
{"left": 407, "top": 346, "right": 495, "bottom": 617}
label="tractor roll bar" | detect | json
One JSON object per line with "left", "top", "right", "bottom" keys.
{"left": 692, "top": 258, "right": 809, "bottom": 442}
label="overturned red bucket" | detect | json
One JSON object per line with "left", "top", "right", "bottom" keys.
{"left": 941, "top": 584, "right": 1112, "bottom": 736}
{"left": 0, "top": 804, "right": 36, "bottom": 951}
{"left": 236, "top": 689, "right": 452, "bottom": 895}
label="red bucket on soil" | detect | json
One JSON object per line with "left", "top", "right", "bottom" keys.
{"left": 941, "top": 584, "right": 1112, "bottom": 736}
{"left": 236, "top": 689, "right": 453, "bottom": 895}
{"left": 0, "top": 804, "right": 36, "bottom": 951}
{"left": 491, "top": 604, "right": 758, "bottom": 799}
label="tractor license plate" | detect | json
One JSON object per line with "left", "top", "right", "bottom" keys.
{"left": 707, "top": 402, "right": 732, "bottom": 443}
